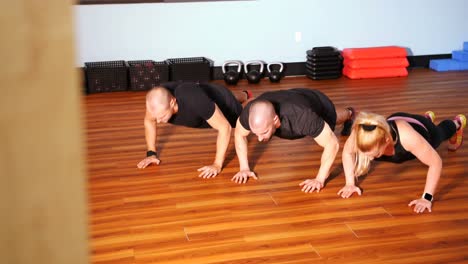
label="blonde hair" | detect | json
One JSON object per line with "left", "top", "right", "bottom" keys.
{"left": 352, "top": 112, "right": 393, "bottom": 177}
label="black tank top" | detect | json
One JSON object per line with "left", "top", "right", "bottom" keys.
{"left": 375, "top": 113, "right": 430, "bottom": 163}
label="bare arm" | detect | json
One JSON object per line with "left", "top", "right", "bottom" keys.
{"left": 137, "top": 111, "right": 160, "bottom": 168}
{"left": 205, "top": 104, "right": 232, "bottom": 169}
{"left": 398, "top": 121, "right": 442, "bottom": 195}
{"left": 337, "top": 130, "right": 362, "bottom": 198}
{"left": 342, "top": 130, "right": 357, "bottom": 186}
{"left": 235, "top": 119, "right": 251, "bottom": 170}
{"left": 231, "top": 119, "right": 257, "bottom": 183}
{"left": 196, "top": 104, "right": 232, "bottom": 178}
{"left": 144, "top": 110, "right": 157, "bottom": 152}
{"left": 398, "top": 121, "right": 441, "bottom": 213}
{"left": 314, "top": 123, "right": 340, "bottom": 182}
{"left": 299, "top": 123, "right": 340, "bottom": 192}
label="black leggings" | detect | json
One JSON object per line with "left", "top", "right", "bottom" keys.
{"left": 429, "top": 120, "right": 457, "bottom": 148}
{"left": 390, "top": 112, "right": 457, "bottom": 149}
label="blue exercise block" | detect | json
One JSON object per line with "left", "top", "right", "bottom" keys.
{"left": 453, "top": 50, "right": 468, "bottom": 62}
{"left": 464, "top": 41, "right": 468, "bottom": 51}
{"left": 429, "top": 59, "right": 468, "bottom": 72}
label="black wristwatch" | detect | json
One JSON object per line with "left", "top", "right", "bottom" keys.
{"left": 422, "top": 192, "right": 433, "bottom": 202}
{"left": 146, "top": 150, "right": 157, "bottom": 157}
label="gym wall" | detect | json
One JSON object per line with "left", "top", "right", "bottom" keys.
{"left": 74, "top": 0, "right": 468, "bottom": 66}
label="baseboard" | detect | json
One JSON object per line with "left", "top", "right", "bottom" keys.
{"left": 211, "top": 54, "right": 451, "bottom": 80}
{"left": 79, "top": 54, "right": 451, "bottom": 92}
{"left": 406, "top": 54, "right": 451, "bottom": 69}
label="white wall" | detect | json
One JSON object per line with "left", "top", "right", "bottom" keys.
{"left": 74, "top": 0, "right": 468, "bottom": 66}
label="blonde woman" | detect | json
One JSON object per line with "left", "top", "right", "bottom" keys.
{"left": 339, "top": 111, "right": 466, "bottom": 213}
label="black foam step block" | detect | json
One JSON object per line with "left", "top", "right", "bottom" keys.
{"left": 306, "top": 74, "right": 342, "bottom": 80}
{"left": 306, "top": 69, "right": 342, "bottom": 77}
{"left": 307, "top": 55, "right": 343, "bottom": 63}
{"left": 307, "top": 47, "right": 341, "bottom": 57}
{"left": 306, "top": 63, "right": 343, "bottom": 72}
{"left": 306, "top": 60, "right": 343, "bottom": 68}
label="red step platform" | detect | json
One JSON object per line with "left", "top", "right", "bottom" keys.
{"left": 342, "top": 46, "right": 408, "bottom": 79}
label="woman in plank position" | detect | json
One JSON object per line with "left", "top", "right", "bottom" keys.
{"left": 339, "top": 111, "right": 466, "bottom": 213}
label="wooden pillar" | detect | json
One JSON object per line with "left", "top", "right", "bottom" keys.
{"left": 0, "top": 1, "right": 88, "bottom": 264}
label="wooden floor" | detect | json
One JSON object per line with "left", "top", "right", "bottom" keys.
{"left": 86, "top": 69, "right": 468, "bottom": 264}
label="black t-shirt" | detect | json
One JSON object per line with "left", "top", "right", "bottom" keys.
{"left": 239, "top": 88, "right": 336, "bottom": 139}
{"left": 161, "top": 82, "right": 242, "bottom": 128}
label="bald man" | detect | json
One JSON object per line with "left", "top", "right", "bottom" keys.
{"left": 137, "top": 81, "right": 250, "bottom": 178}
{"left": 232, "top": 88, "right": 355, "bottom": 193}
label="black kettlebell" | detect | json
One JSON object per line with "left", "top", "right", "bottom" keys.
{"left": 267, "top": 62, "right": 284, "bottom": 83}
{"left": 244, "top": 60, "right": 264, "bottom": 84}
{"left": 222, "top": 60, "right": 242, "bottom": 85}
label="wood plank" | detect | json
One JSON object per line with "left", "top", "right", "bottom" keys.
{"left": 86, "top": 70, "right": 468, "bottom": 263}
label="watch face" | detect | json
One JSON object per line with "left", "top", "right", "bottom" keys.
{"left": 423, "top": 193, "right": 433, "bottom": 202}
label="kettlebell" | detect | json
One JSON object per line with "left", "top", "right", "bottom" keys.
{"left": 244, "top": 60, "right": 264, "bottom": 84}
{"left": 267, "top": 62, "right": 284, "bottom": 83}
{"left": 222, "top": 60, "right": 242, "bottom": 85}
